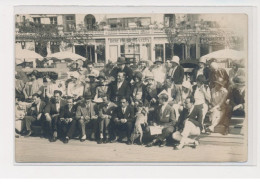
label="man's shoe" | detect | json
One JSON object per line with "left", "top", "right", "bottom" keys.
{"left": 174, "top": 143, "right": 184, "bottom": 150}
{"left": 97, "top": 139, "right": 103, "bottom": 144}
{"left": 63, "top": 137, "right": 69, "bottom": 144}
{"left": 49, "top": 137, "right": 57, "bottom": 142}
{"left": 126, "top": 140, "right": 132, "bottom": 145}
{"left": 80, "top": 135, "right": 86, "bottom": 142}
{"left": 146, "top": 141, "right": 156, "bottom": 147}
{"left": 103, "top": 138, "right": 109, "bottom": 143}
{"left": 159, "top": 140, "right": 167, "bottom": 147}
{"left": 23, "top": 130, "right": 32, "bottom": 137}
{"left": 110, "top": 137, "right": 118, "bottom": 143}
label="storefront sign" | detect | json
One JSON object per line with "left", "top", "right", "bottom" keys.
{"left": 108, "top": 37, "right": 151, "bottom": 44}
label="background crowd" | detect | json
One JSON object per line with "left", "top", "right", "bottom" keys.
{"left": 15, "top": 55, "right": 246, "bottom": 149}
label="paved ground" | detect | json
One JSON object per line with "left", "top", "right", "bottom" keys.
{"left": 15, "top": 130, "right": 247, "bottom": 163}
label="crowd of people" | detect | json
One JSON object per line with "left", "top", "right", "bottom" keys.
{"left": 15, "top": 55, "right": 246, "bottom": 149}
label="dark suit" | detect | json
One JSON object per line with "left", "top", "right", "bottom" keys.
{"left": 57, "top": 104, "right": 77, "bottom": 139}
{"left": 191, "top": 67, "right": 210, "bottom": 84}
{"left": 176, "top": 105, "right": 203, "bottom": 131}
{"left": 107, "top": 80, "right": 131, "bottom": 103}
{"left": 44, "top": 99, "right": 67, "bottom": 136}
{"left": 209, "top": 68, "right": 229, "bottom": 89}
{"left": 75, "top": 102, "right": 99, "bottom": 137}
{"left": 112, "top": 105, "right": 135, "bottom": 140}
{"left": 168, "top": 65, "right": 184, "bottom": 85}
{"left": 152, "top": 104, "right": 176, "bottom": 141}
{"left": 110, "top": 66, "right": 133, "bottom": 82}
{"left": 23, "top": 101, "right": 46, "bottom": 132}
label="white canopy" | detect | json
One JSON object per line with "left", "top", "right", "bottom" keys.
{"left": 200, "top": 49, "right": 245, "bottom": 61}
{"left": 15, "top": 47, "right": 44, "bottom": 61}
{"left": 46, "top": 51, "right": 86, "bottom": 61}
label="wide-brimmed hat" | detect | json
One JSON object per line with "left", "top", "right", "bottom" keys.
{"left": 116, "top": 57, "right": 127, "bottom": 64}
{"left": 171, "top": 56, "right": 180, "bottom": 64}
{"left": 144, "top": 72, "right": 154, "bottom": 80}
{"left": 233, "top": 76, "right": 245, "bottom": 86}
{"left": 154, "top": 57, "right": 163, "bottom": 63}
{"left": 134, "top": 71, "right": 143, "bottom": 80}
{"left": 97, "top": 73, "right": 106, "bottom": 80}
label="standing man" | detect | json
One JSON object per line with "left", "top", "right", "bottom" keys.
{"left": 111, "top": 97, "right": 135, "bottom": 145}
{"left": 44, "top": 90, "right": 66, "bottom": 142}
{"left": 83, "top": 61, "right": 99, "bottom": 80}
{"left": 168, "top": 55, "right": 184, "bottom": 91}
{"left": 110, "top": 57, "right": 133, "bottom": 83}
{"left": 172, "top": 96, "right": 203, "bottom": 149}
{"left": 146, "top": 92, "right": 176, "bottom": 147}
{"left": 191, "top": 57, "right": 210, "bottom": 84}
{"left": 75, "top": 95, "right": 99, "bottom": 142}
{"left": 83, "top": 73, "right": 98, "bottom": 100}
{"left": 57, "top": 97, "right": 78, "bottom": 144}
{"left": 151, "top": 57, "right": 167, "bottom": 84}
{"left": 22, "top": 93, "right": 46, "bottom": 136}
{"left": 107, "top": 72, "right": 131, "bottom": 103}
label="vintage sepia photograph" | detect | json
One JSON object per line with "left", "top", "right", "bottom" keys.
{"left": 14, "top": 12, "right": 247, "bottom": 163}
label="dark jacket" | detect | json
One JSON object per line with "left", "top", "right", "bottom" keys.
{"left": 192, "top": 67, "right": 210, "bottom": 83}
{"left": 27, "top": 101, "right": 46, "bottom": 118}
{"left": 112, "top": 105, "right": 135, "bottom": 124}
{"left": 209, "top": 68, "right": 229, "bottom": 89}
{"left": 177, "top": 105, "right": 203, "bottom": 131}
{"left": 169, "top": 65, "right": 185, "bottom": 85}
{"left": 98, "top": 102, "right": 117, "bottom": 119}
{"left": 110, "top": 66, "right": 133, "bottom": 82}
{"left": 107, "top": 80, "right": 131, "bottom": 103}
{"left": 142, "top": 82, "right": 163, "bottom": 106}
{"left": 44, "top": 99, "right": 66, "bottom": 116}
{"left": 59, "top": 104, "right": 77, "bottom": 119}
{"left": 229, "top": 88, "right": 245, "bottom": 108}
{"left": 154, "top": 104, "right": 176, "bottom": 127}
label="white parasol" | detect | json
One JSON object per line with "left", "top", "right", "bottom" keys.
{"left": 46, "top": 51, "right": 86, "bottom": 61}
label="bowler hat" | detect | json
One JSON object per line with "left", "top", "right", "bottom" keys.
{"left": 117, "top": 57, "right": 126, "bottom": 64}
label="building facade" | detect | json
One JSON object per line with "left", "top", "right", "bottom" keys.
{"left": 15, "top": 14, "right": 244, "bottom": 64}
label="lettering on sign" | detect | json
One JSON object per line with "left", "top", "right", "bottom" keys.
{"left": 108, "top": 38, "right": 151, "bottom": 44}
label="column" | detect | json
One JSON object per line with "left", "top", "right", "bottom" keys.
{"left": 151, "top": 36, "right": 155, "bottom": 62}
{"left": 208, "top": 45, "right": 213, "bottom": 53}
{"left": 94, "top": 44, "right": 97, "bottom": 63}
{"left": 163, "top": 43, "right": 166, "bottom": 62}
{"left": 105, "top": 38, "right": 109, "bottom": 63}
{"left": 195, "top": 36, "right": 200, "bottom": 59}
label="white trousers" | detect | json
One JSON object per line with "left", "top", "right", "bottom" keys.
{"left": 180, "top": 120, "right": 200, "bottom": 145}
{"left": 210, "top": 109, "right": 225, "bottom": 130}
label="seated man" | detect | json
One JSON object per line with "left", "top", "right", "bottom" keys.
{"left": 172, "top": 96, "right": 203, "bottom": 150}
{"left": 75, "top": 95, "right": 99, "bottom": 142}
{"left": 97, "top": 96, "right": 117, "bottom": 144}
{"left": 146, "top": 91, "right": 176, "bottom": 147}
{"left": 111, "top": 97, "right": 135, "bottom": 145}
{"left": 22, "top": 93, "right": 46, "bottom": 136}
{"left": 44, "top": 90, "right": 66, "bottom": 142}
{"left": 67, "top": 73, "right": 84, "bottom": 100}
{"left": 57, "top": 97, "right": 78, "bottom": 144}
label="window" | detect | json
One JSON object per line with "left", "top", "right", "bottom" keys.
{"left": 50, "top": 17, "right": 57, "bottom": 25}
{"left": 96, "top": 45, "right": 105, "bottom": 63}
{"left": 50, "top": 42, "right": 60, "bottom": 53}
{"left": 33, "top": 17, "right": 41, "bottom": 24}
{"left": 64, "top": 15, "right": 75, "bottom": 32}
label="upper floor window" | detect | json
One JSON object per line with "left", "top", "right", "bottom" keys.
{"left": 50, "top": 17, "right": 57, "bottom": 25}
{"left": 64, "top": 15, "right": 75, "bottom": 32}
{"left": 33, "top": 17, "right": 41, "bottom": 24}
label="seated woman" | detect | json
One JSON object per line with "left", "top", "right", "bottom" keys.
{"left": 208, "top": 78, "right": 228, "bottom": 134}
{"left": 130, "top": 71, "right": 144, "bottom": 105}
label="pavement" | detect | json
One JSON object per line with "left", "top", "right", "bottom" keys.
{"left": 15, "top": 124, "right": 247, "bottom": 163}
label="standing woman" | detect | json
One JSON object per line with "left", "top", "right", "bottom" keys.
{"left": 130, "top": 71, "right": 144, "bottom": 105}
{"left": 192, "top": 75, "right": 211, "bottom": 133}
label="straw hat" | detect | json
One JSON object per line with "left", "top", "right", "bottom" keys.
{"left": 171, "top": 56, "right": 180, "bottom": 64}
